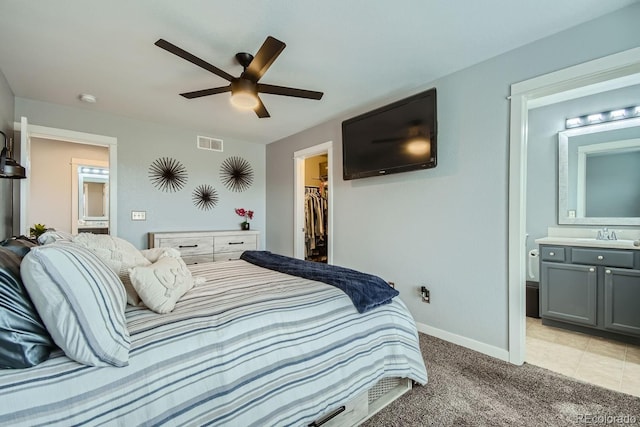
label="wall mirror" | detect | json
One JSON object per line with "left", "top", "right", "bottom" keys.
{"left": 558, "top": 116, "right": 640, "bottom": 225}
{"left": 79, "top": 166, "right": 109, "bottom": 220}
{"left": 76, "top": 165, "right": 109, "bottom": 233}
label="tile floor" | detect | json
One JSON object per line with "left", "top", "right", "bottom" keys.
{"left": 526, "top": 317, "right": 640, "bottom": 398}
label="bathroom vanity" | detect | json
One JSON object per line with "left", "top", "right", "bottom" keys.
{"left": 536, "top": 233, "right": 640, "bottom": 343}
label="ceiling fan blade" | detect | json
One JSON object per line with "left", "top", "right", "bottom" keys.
{"left": 180, "top": 86, "right": 231, "bottom": 99}
{"left": 155, "top": 39, "right": 235, "bottom": 82}
{"left": 254, "top": 96, "right": 270, "bottom": 118}
{"left": 257, "top": 83, "right": 323, "bottom": 100}
{"left": 244, "top": 36, "right": 286, "bottom": 82}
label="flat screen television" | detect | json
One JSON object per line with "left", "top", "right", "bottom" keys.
{"left": 342, "top": 88, "right": 437, "bottom": 180}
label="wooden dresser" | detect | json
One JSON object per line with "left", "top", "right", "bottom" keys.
{"left": 148, "top": 230, "right": 260, "bottom": 265}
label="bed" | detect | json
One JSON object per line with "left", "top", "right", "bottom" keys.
{"left": 0, "top": 238, "right": 427, "bottom": 426}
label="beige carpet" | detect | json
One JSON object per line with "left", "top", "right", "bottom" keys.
{"left": 363, "top": 333, "right": 640, "bottom": 426}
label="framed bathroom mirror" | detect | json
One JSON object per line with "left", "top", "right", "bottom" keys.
{"left": 558, "top": 116, "right": 640, "bottom": 225}
{"left": 78, "top": 166, "right": 109, "bottom": 221}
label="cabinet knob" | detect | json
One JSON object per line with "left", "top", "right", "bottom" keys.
{"left": 605, "top": 269, "right": 611, "bottom": 274}
{"left": 597, "top": 255, "right": 604, "bottom": 260}
{"left": 549, "top": 252, "right": 555, "bottom": 256}
{"left": 589, "top": 268, "right": 595, "bottom": 272}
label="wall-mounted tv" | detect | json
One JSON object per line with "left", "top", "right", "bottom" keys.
{"left": 342, "top": 88, "right": 437, "bottom": 180}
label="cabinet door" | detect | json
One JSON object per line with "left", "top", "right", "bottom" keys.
{"left": 604, "top": 268, "right": 640, "bottom": 337}
{"left": 540, "top": 262, "right": 597, "bottom": 326}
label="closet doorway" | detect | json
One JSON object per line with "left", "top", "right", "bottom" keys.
{"left": 293, "top": 141, "right": 333, "bottom": 263}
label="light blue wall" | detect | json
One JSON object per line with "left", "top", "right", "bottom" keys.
{"left": 0, "top": 69, "right": 15, "bottom": 238}
{"left": 265, "top": 4, "right": 640, "bottom": 351}
{"left": 15, "top": 98, "right": 266, "bottom": 249}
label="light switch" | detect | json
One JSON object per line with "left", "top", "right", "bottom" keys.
{"left": 131, "top": 211, "right": 146, "bottom": 221}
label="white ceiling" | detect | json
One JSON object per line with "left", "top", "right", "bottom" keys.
{"left": 0, "top": 0, "right": 637, "bottom": 144}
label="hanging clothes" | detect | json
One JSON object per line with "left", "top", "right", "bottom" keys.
{"left": 304, "top": 186, "right": 328, "bottom": 262}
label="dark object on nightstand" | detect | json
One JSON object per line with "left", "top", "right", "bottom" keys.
{"left": 526, "top": 281, "right": 540, "bottom": 318}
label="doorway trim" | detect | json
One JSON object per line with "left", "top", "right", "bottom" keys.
{"left": 293, "top": 141, "right": 334, "bottom": 263}
{"left": 508, "top": 47, "right": 640, "bottom": 364}
{"left": 15, "top": 119, "right": 118, "bottom": 236}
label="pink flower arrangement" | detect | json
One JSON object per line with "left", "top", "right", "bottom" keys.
{"left": 235, "top": 208, "right": 254, "bottom": 223}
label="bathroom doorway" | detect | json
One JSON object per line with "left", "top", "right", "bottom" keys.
{"left": 507, "top": 47, "right": 640, "bottom": 366}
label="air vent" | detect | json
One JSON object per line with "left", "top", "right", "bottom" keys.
{"left": 197, "top": 136, "right": 223, "bottom": 152}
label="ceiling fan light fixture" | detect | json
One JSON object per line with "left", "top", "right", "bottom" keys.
{"left": 230, "top": 91, "right": 259, "bottom": 110}
{"left": 230, "top": 79, "right": 259, "bottom": 110}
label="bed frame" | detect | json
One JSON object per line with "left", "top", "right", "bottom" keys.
{"left": 310, "top": 377, "right": 413, "bottom": 426}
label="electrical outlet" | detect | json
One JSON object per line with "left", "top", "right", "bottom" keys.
{"left": 420, "top": 286, "right": 430, "bottom": 303}
{"left": 131, "top": 210, "right": 146, "bottom": 221}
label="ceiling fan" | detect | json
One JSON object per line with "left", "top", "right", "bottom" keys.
{"left": 155, "top": 36, "right": 323, "bottom": 118}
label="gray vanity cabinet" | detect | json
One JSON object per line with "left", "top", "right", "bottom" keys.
{"left": 604, "top": 267, "right": 640, "bottom": 336}
{"left": 540, "top": 262, "right": 597, "bottom": 326}
{"left": 539, "top": 244, "right": 640, "bottom": 340}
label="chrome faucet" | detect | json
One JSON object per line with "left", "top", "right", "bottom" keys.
{"left": 596, "top": 227, "right": 617, "bottom": 241}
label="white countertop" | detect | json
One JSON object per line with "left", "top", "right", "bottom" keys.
{"left": 535, "top": 236, "right": 640, "bottom": 250}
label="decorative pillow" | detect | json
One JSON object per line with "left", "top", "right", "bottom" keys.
{"left": 140, "top": 247, "right": 181, "bottom": 263}
{"left": 72, "top": 233, "right": 151, "bottom": 306}
{"left": 0, "top": 247, "right": 54, "bottom": 369}
{"left": 21, "top": 243, "right": 130, "bottom": 367}
{"left": 129, "top": 256, "right": 196, "bottom": 314}
{"left": 1, "top": 235, "right": 38, "bottom": 258}
{"left": 37, "top": 230, "right": 74, "bottom": 245}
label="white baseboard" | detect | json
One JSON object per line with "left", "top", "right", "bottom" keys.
{"left": 415, "top": 321, "right": 510, "bottom": 362}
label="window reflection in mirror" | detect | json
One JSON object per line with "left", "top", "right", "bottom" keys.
{"left": 558, "top": 116, "right": 640, "bottom": 225}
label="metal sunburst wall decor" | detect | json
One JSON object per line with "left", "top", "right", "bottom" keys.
{"left": 220, "top": 156, "right": 254, "bottom": 192}
{"left": 192, "top": 184, "right": 219, "bottom": 211}
{"left": 149, "top": 157, "right": 188, "bottom": 192}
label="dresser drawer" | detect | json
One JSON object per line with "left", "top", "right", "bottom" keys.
{"left": 214, "top": 234, "right": 257, "bottom": 253}
{"left": 540, "top": 246, "right": 565, "bottom": 262}
{"left": 182, "top": 254, "right": 215, "bottom": 265}
{"left": 213, "top": 251, "right": 245, "bottom": 262}
{"left": 571, "top": 248, "right": 634, "bottom": 268}
{"left": 156, "top": 236, "right": 214, "bottom": 256}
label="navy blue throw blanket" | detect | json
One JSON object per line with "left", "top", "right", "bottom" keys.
{"left": 240, "top": 251, "right": 399, "bottom": 313}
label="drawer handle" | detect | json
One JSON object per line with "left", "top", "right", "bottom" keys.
{"left": 178, "top": 244, "right": 198, "bottom": 248}
{"left": 549, "top": 252, "right": 555, "bottom": 256}
{"left": 308, "top": 406, "right": 346, "bottom": 427}
{"left": 605, "top": 269, "right": 611, "bottom": 274}
{"left": 228, "top": 241, "right": 245, "bottom": 245}
{"left": 597, "top": 255, "right": 604, "bottom": 260}
{"left": 589, "top": 268, "right": 595, "bottom": 272}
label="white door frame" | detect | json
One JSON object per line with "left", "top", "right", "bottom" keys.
{"left": 293, "top": 141, "right": 334, "bottom": 263}
{"left": 14, "top": 119, "right": 118, "bottom": 236}
{"left": 508, "top": 47, "right": 640, "bottom": 364}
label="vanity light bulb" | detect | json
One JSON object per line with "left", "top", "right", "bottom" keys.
{"left": 565, "top": 118, "right": 582, "bottom": 128}
{"left": 609, "top": 109, "right": 626, "bottom": 119}
{"left": 587, "top": 114, "right": 603, "bottom": 123}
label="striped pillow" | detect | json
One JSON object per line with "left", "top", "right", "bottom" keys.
{"left": 21, "top": 242, "right": 130, "bottom": 367}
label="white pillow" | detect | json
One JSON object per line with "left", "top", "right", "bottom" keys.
{"left": 37, "top": 230, "right": 74, "bottom": 245}
{"left": 72, "top": 233, "right": 151, "bottom": 306}
{"left": 129, "top": 256, "right": 196, "bottom": 314}
{"left": 140, "top": 247, "right": 181, "bottom": 263}
{"left": 20, "top": 242, "right": 130, "bottom": 367}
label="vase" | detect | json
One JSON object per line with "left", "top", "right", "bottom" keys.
{"left": 241, "top": 222, "right": 250, "bottom": 230}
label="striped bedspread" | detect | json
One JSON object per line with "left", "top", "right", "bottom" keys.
{"left": 0, "top": 260, "right": 427, "bottom": 426}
